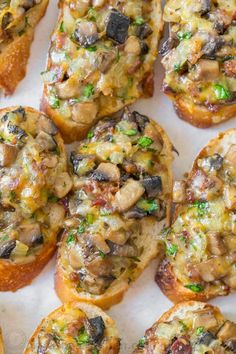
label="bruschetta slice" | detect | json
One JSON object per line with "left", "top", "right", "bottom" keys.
{"left": 133, "top": 301, "right": 236, "bottom": 353}
{"left": 0, "top": 106, "right": 71, "bottom": 291}
{"left": 41, "top": 0, "right": 163, "bottom": 142}
{"left": 24, "top": 302, "right": 120, "bottom": 353}
{"left": 0, "top": 0, "right": 49, "bottom": 94}
{"left": 0, "top": 328, "right": 4, "bottom": 354}
{"left": 156, "top": 129, "right": 236, "bottom": 303}
{"left": 161, "top": 0, "right": 236, "bottom": 128}
{"left": 55, "top": 109, "right": 173, "bottom": 309}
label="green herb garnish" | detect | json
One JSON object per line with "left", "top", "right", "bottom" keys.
{"left": 137, "top": 199, "right": 158, "bottom": 212}
{"left": 87, "top": 46, "right": 97, "bottom": 52}
{"left": 214, "top": 84, "right": 231, "bottom": 100}
{"left": 87, "top": 131, "right": 94, "bottom": 138}
{"left": 88, "top": 7, "right": 97, "bottom": 21}
{"left": 78, "top": 224, "right": 85, "bottom": 234}
{"left": 59, "top": 21, "right": 64, "bottom": 32}
{"left": 123, "top": 129, "right": 138, "bottom": 136}
{"left": 86, "top": 214, "right": 94, "bottom": 224}
{"left": 134, "top": 16, "right": 145, "bottom": 25}
{"left": 138, "top": 337, "right": 146, "bottom": 348}
{"left": 138, "top": 136, "right": 153, "bottom": 148}
{"left": 196, "top": 326, "right": 205, "bottom": 335}
{"left": 177, "top": 31, "right": 192, "bottom": 41}
{"left": 82, "top": 83, "right": 94, "bottom": 99}
{"left": 184, "top": 284, "right": 204, "bottom": 293}
{"left": 75, "top": 328, "right": 90, "bottom": 345}
{"left": 99, "top": 251, "right": 105, "bottom": 259}
{"left": 166, "top": 243, "right": 178, "bottom": 257}
{"left": 174, "top": 64, "right": 181, "bottom": 72}
{"left": 66, "top": 234, "right": 75, "bottom": 245}
{"left": 179, "top": 320, "right": 188, "bottom": 332}
{"left": 49, "top": 95, "right": 60, "bottom": 109}
{"left": 194, "top": 201, "right": 209, "bottom": 216}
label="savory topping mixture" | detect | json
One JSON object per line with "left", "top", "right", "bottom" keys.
{"left": 0, "top": 107, "right": 70, "bottom": 264}
{"left": 43, "top": 0, "right": 158, "bottom": 124}
{"left": 0, "top": 0, "right": 42, "bottom": 50}
{"left": 25, "top": 302, "right": 120, "bottom": 353}
{"left": 59, "top": 109, "right": 171, "bottom": 296}
{"left": 134, "top": 302, "right": 236, "bottom": 353}
{"left": 161, "top": 0, "right": 236, "bottom": 108}
{"left": 161, "top": 130, "right": 236, "bottom": 297}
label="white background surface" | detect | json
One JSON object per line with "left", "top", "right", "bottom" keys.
{"left": 0, "top": 1, "right": 236, "bottom": 353}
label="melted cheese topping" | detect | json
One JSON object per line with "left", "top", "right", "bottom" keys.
{"left": 134, "top": 303, "right": 236, "bottom": 354}
{"left": 162, "top": 0, "right": 236, "bottom": 107}
{"left": 24, "top": 302, "right": 120, "bottom": 353}
{"left": 43, "top": 0, "right": 159, "bottom": 124}
{"left": 0, "top": 107, "right": 69, "bottom": 264}
{"left": 59, "top": 110, "right": 172, "bottom": 296}
{"left": 163, "top": 129, "right": 236, "bottom": 298}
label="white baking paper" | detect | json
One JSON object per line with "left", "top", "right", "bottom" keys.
{"left": 0, "top": 1, "right": 236, "bottom": 353}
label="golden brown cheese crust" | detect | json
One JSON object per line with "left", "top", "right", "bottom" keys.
{"left": 161, "top": 0, "right": 236, "bottom": 128}
{"left": 24, "top": 302, "right": 120, "bottom": 353}
{"left": 0, "top": 106, "right": 70, "bottom": 291}
{"left": 55, "top": 109, "right": 173, "bottom": 309}
{"left": 133, "top": 301, "right": 236, "bottom": 353}
{"left": 156, "top": 129, "right": 236, "bottom": 303}
{"left": 0, "top": 0, "right": 49, "bottom": 94}
{"left": 41, "top": 0, "right": 163, "bottom": 142}
{"left": 0, "top": 328, "right": 4, "bottom": 354}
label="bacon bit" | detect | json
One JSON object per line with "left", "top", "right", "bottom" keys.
{"left": 67, "top": 319, "right": 85, "bottom": 336}
{"left": 56, "top": 33, "right": 67, "bottom": 49}
{"left": 224, "top": 60, "right": 236, "bottom": 78}
{"left": 170, "top": 336, "right": 192, "bottom": 354}
{"left": 127, "top": 60, "right": 142, "bottom": 75}
{"left": 142, "top": 72, "right": 154, "bottom": 97}
{"left": 92, "top": 198, "right": 106, "bottom": 207}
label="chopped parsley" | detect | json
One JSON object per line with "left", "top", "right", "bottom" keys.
{"left": 88, "top": 7, "right": 97, "bottom": 21}
{"left": 78, "top": 224, "right": 85, "bottom": 234}
{"left": 92, "top": 350, "right": 99, "bottom": 354}
{"left": 184, "top": 283, "right": 204, "bottom": 293}
{"left": 134, "top": 16, "right": 145, "bottom": 25}
{"left": 179, "top": 320, "right": 187, "bottom": 332}
{"left": 9, "top": 191, "right": 16, "bottom": 202}
{"left": 174, "top": 64, "right": 181, "bottom": 72}
{"left": 48, "top": 194, "right": 59, "bottom": 203}
{"left": 86, "top": 214, "right": 94, "bottom": 224}
{"left": 166, "top": 243, "right": 178, "bottom": 257}
{"left": 194, "top": 201, "right": 209, "bottom": 216}
{"left": 138, "top": 337, "right": 146, "bottom": 348}
{"left": 99, "top": 251, "right": 105, "bottom": 259}
{"left": 137, "top": 199, "right": 158, "bottom": 212}
{"left": 100, "top": 209, "right": 111, "bottom": 216}
{"left": 66, "top": 234, "right": 75, "bottom": 245}
{"left": 0, "top": 235, "right": 9, "bottom": 242}
{"left": 177, "top": 31, "right": 192, "bottom": 41}
{"left": 59, "top": 21, "right": 64, "bottom": 32}
{"left": 138, "top": 136, "right": 153, "bottom": 148}
{"left": 49, "top": 95, "right": 61, "bottom": 109}
{"left": 86, "top": 46, "right": 97, "bottom": 52}
{"left": 87, "top": 131, "right": 94, "bottom": 138}
{"left": 214, "top": 84, "right": 231, "bottom": 100}
{"left": 196, "top": 326, "right": 205, "bottom": 336}
{"left": 75, "top": 328, "right": 90, "bottom": 345}
{"left": 82, "top": 83, "right": 94, "bottom": 99}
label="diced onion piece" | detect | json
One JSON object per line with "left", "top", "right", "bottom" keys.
{"left": 114, "top": 179, "right": 145, "bottom": 212}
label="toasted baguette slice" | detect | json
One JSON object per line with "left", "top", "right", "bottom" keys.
{"left": 0, "top": 328, "right": 4, "bottom": 354}
{"left": 160, "top": 0, "right": 236, "bottom": 128}
{"left": 0, "top": 0, "right": 49, "bottom": 94}
{"left": 156, "top": 129, "right": 236, "bottom": 303}
{"left": 41, "top": 0, "right": 163, "bottom": 142}
{"left": 133, "top": 301, "right": 236, "bottom": 353}
{"left": 55, "top": 109, "right": 173, "bottom": 309}
{"left": 24, "top": 301, "right": 120, "bottom": 353}
{"left": 0, "top": 106, "right": 71, "bottom": 291}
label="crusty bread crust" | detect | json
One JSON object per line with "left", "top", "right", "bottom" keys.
{"left": 0, "top": 106, "right": 67, "bottom": 292}
{"left": 0, "top": 328, "right": 4, "bottom": 354}
{"left": 55, "top": 118, "right": 173, "bottom": 309}
{"left": 24, "top": 301, "right": 120, "bottom": 353}
{"left": 174, "top": 96, "right": 236, "bottom": 129}
{"left": 41, "top": 0, "right": 163, "bottom": 143}
{"left": 156, "top": 129, "right": 236, "bottom": 303}
{"left": 0, "top": 0, "right": 49, "bottom": 95}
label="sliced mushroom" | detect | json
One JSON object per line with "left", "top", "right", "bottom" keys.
{"left": 85, "top": 316, "right": 105, "bottom": 344}
{"left": 53, "top": 172, "right": 73, "bottom": 198}
{"left": 86, "top": 257, "right": 113, "bottom": 277}
{"left": 37, "top": 115, "right": 58, "bottom": 135}
{"left": 7, "top": 123, "right": 27, "bottom": 141}
{"left": 142, "top": 176, "right": 162, "bottom": 198}
{"left": 159, "top": 37, "right": 178, "bottom": 56}
{"left": 18, "top": 0, "right": 34, "bottom": 10}
{"left": 136, "top": 23, "right": 153, "bottom": 40}
{"left": 0, "top": 240, "right": 16, "bottom": 259}
{"left": 48, "top": 204, "right": 65, "bottom": 229}
{"left": 124, "top": 207, "right": 147, "bottom": 219}
{"left": 197, "top": 331, "right": 216, "bottom": 346}
{"left": 55, "top": 78, "right": 80, "bottom": 99}
{"left": 92, "top": 162, "right": 120, "bottom": 182}
{"left": 202, "top": 37, "right": 225, "bottom": 58}
{"left": 108, "top": 241, "right": 138, "bottom": 257}
{"left": 114, "top": 179, "right": 145, "bottom": 212}
{"left": 207, "top": 231, "right": 226, "bottom": 256}
{"left": 199, "top": 153, "right": 223, "bottom": 172}
{"left": 69, "top": 198, "right": 91, "bottom": 217}
{"left": 192, "top": 59, "right": 219, "bottom": 81}
{"left": 169, "top": 337, "right": 192, "bottom": 354}
{"left": 95, "top": 50, "right": 116, "bottom": 73}
{"left": 74, "top": 21, "right": 98, "bottom": 47}
{"left": 72, "top": 102, "right": 98, "bottom": 125}
{"left": 12, "top": 107, "right": 26, "bottom": 120}
{"left": 195, "top": 257, "right": 229, "bottom": 282}
{"left": 89, "top": 233, "right": 110, "bottom": 254}
{"left": 70, "top": 152, "right": 96, "bottom": 176}
{"left": 193, "top": 309, "right": 218, "bottom": 329}
{"left": 1, "top": 12, "right": 13, "bottom": 30}
{"left": 200, "top": 0, "right": 211, "bottom": 15}
{"left": 79, "top": 270, "right": 114, "bottom": 295}
{"left": 173, "top": 180, "right": 186, "bottom": 203}
{"left": 217, "top": 321, "right": 236, "bottom": 342}
{"left": 225, "top": 339, "right": 236, "bottom": 352}
{"left": 132, "top": 111, "right": 150, "bottom": 132}
{"left": 106, "top": 230, "right": 129, "bottom": 245}
{"left": 0, "top": 143, "right": 18, "bottom": 167}
{"left": 35, "top": 131, "right": 57, "bottom": 151}
{"left": 68, "top": 247, "right": 83, "bottom": 269}
{"left": 223, "top": 184, "right": 236, "bottom": 210}
{"left": 106, "top": 8, "right": 130, "bottom": 44}
{"left": 18, "top": 223, "right": 43, "bottom": 246}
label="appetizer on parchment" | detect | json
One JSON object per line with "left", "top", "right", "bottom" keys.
{"left": 0, "top": 107, "right": 71, "bottom": 291}
{"left": 0, "top": 0, "right": 49, "bottom": 94}
{"left": 156, "top": 129, "right": 236, "bottom": 302}
{"left": 41, "top": 0, "right": 163, "bottom": 142}
{"left": 55, "top": 109, "right": 173, "bottom": 309}
{"left": 161, "top": 0, "right": 236, "bottom": 128}
{"left": 133, "top": 301, "right": 236, "bottom": 353}
{"left": 24, "top": 302, "right": 120, "bottom": 353}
